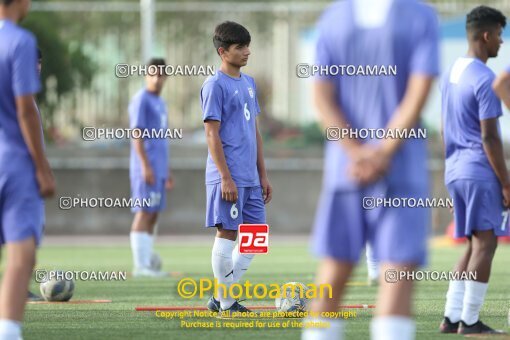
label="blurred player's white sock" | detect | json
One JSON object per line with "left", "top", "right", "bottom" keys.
{"left": 0, "top": 319, "right": 21, "bottom": 340}
{"left": 444, "top": 280, "right": 465, "bottom": 322}
{"left": 301, "top": 318, "right": 343, "bottom": 340}
{"left": 366, "top": 245, "right": 379, "bottom": 281}
{"left": 130, "top": 232, "right": 151, "bottom": 269}
{"left": 461, "top": 280, "right": 488, "bottom": 325}
{"left": 371, "top": 316, "right": 415, "bottom": 340}
{"left": 146, "top": 233, "right": 154, "bottom": 263}
{"left": 232, "top": 244, "right": 254, "bottom": 283}
{"left": 211, "top": 237, "right": 236, "bottom": 309}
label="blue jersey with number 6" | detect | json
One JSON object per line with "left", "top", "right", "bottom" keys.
{"left": 201, "top": 70, "right": 261, "bottom": 187}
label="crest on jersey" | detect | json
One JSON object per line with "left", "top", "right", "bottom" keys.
{"left": 248, "top": 87, "right": 254, "bottom": 98}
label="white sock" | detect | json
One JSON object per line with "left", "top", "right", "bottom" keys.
{"left": 371, "top": 316, "right": 415, "bottom": 340}
{"left": 461, "top": 280, "right": 488, "bottom": 325}
{"left": 366, "top": 245, "right": 379, "bottom": 280}
{"left": 211, "top": 237, "right": 236, "bottom": 309}
{"left": 0, "top": 319, "right": 21, "bottom": 340}
{"left": 444, "top": 280, "right": 465, "bottom": 322}
{"left": 130, "top": 232, "right": 151, "bottom": 270}
{"left": 302, "top": 318, "right": 343, "bottom": 340}
{"left": 232, "top": 244, "right": 255, "bottom": 283}
{"left": 146, "top": 233, "right": 154, "bottom": 265}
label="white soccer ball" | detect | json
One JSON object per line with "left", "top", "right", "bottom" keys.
{"left": 275, "top": 282, "right": 310, "bottom": 312}
{"left": 150, "top": 252, "right": 162, "bottom": 271}
{"left": 39, "top": 271, "right": 74, "bottom": 302}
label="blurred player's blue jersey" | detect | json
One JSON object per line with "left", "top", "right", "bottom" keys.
{"left": 0, "top": 19, "right": 45, "bottom": 245}
{"left": 200, "top": 71, "right": 261, "bottom": 187}
{"left": 441, "top": 57, "right": 502, "bottom": 185}
{"left": 0, "top": 19, "right": 41, "bottom": 172}
{"left": 315, "top": 0, "right": 439, "bottom": 191}
{"left": 312, "top": 0, "right": 439, "bottom": 265}
{"left": 129, "top": 89, "right": 169, "bottom": 180}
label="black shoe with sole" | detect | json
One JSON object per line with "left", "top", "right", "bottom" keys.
{"left": 206, "top": 296, "right": 220, "bottom": 312}
{"left": 27, "top": 290, "right": 44, "bottom": 302}
{"left": 439, "top": 317, "right": 459, "bottom": 334}
{"left": 458, "top": 320, "right": 506, "bottom": 335}
{"left": 218, "top": 301, "right": 255, "bottom": 319}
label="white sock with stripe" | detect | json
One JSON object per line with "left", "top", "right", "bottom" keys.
{"left": 211, "top": 237, "right": 236, "bottom": 309}
{"left": 232, "top": 244, "right": 255, "bottom": 283}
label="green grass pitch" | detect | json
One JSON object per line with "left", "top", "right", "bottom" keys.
{"left": 17, "top": 241, "right": 510, "bottom": 339}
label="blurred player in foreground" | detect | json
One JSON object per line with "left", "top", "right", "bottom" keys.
{"left": 201, "top": 21, "right": 272, "bottom": 316}
{"left": 0, "top": 0, "right": 56, "bottom": 338}
{"left": 129, "top": 58, "right": 173, "bottom": 277}
{"left": 439, "top": 6, "right": 507, "bottom": 335}
{"left": 302, "top": 0, "right": 438, "bottom": 339}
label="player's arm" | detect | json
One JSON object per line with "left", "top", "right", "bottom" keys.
{"left": 130, "top": 97, "right": 154, "bottom": 185}
{"left": 165, "top": 169, "right": 174, "bottom": 190}
{"left": 492, "top": 71, "right": 510, "bottom": 110}
{"left": 481, "top": 118, "right": 510, "bottom": 207}
{"left": 16, "top": 95, "right": 55, "bottom": 197}
{"left": 133, "top": 135, "right": 154, "bottom": 185}
{"left": 314, "top": 80, "right": 382, "bottom": 185}
{"left": 352, "top": 8, "right": 439, "bottom": 184}
{"left": 439, "top": 103, "right": 454, "bottom": 214}
{"left": 313, "top": 81, "right": 362, "bottom": 157}
{"left": 381, "top": 7, "right": 438, "bottom": 158}
{"left": 204, "top": 120, "right": 237, "bottom": 202}
{"left": 255, "top": 119, "right": 272, "bottom": 204}
{"left": 349, "top": 75, "right": 435, "bottom": 185}
{"left": 380, "top": 75, "right": 435, "bottom": 157}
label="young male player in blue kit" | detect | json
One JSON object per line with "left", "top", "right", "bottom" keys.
{"left": 0, "top": 0, "right": 56, "bottom": 338}
{"left": 302, "top": 0, "right": 439, "bottom": 339}
{"left": 201, "top": 21, "right": 272, "bottom": 316}
{"left": 129, "top": 58, "right": 173, "bottom": 277}
{"left": 439, "top": 6, "right": 508, "bottom": 335}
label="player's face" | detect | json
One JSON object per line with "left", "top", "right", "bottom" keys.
{"left": 487, "top": 25, "right": 503, "bottom": 58}
{"left": 145, "top": 74, "right": 167, "bottom": 94}
{"left": 222, "top": 44, "right": 251, "bottom": 67}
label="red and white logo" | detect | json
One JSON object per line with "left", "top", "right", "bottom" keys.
{"left": 239, "top": 224, "right": 269, "bottom": 254}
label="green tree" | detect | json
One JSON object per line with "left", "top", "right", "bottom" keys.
{"left": 22, "top": 13, "right": 96, "bottom": 132}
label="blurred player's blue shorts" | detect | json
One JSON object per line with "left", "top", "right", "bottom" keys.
{"left": 0, "top": 171, "right": 44, "bottom": 246}
{"left": 312, "top": 181, "right": 429, "bottom": 266}
{"left": 130, "top": 177, "right": 166, "bottom": 213}
{"left": 447, "top": 179, "right": 507, "bottom": 237}
{"left": 205, "top": 184, "right": 266, "bottom": 230}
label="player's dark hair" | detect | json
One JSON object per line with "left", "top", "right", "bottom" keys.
{"left": 146, "top": 58, "right": 166, "bottom": 67}
{"left": 37, "top": 48, "right": 42, "bottom": 61}
{"left": 466, "top": 6, "right": 506, "bottom": 40}
{"left": 0, "top": 0, "right": 15, "bottom": 5}
{"left": 213, "top": 21, "right": 251, "bottom": 55}
{"left": 145, "top": 57, "right": 166, "bottom": 76}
